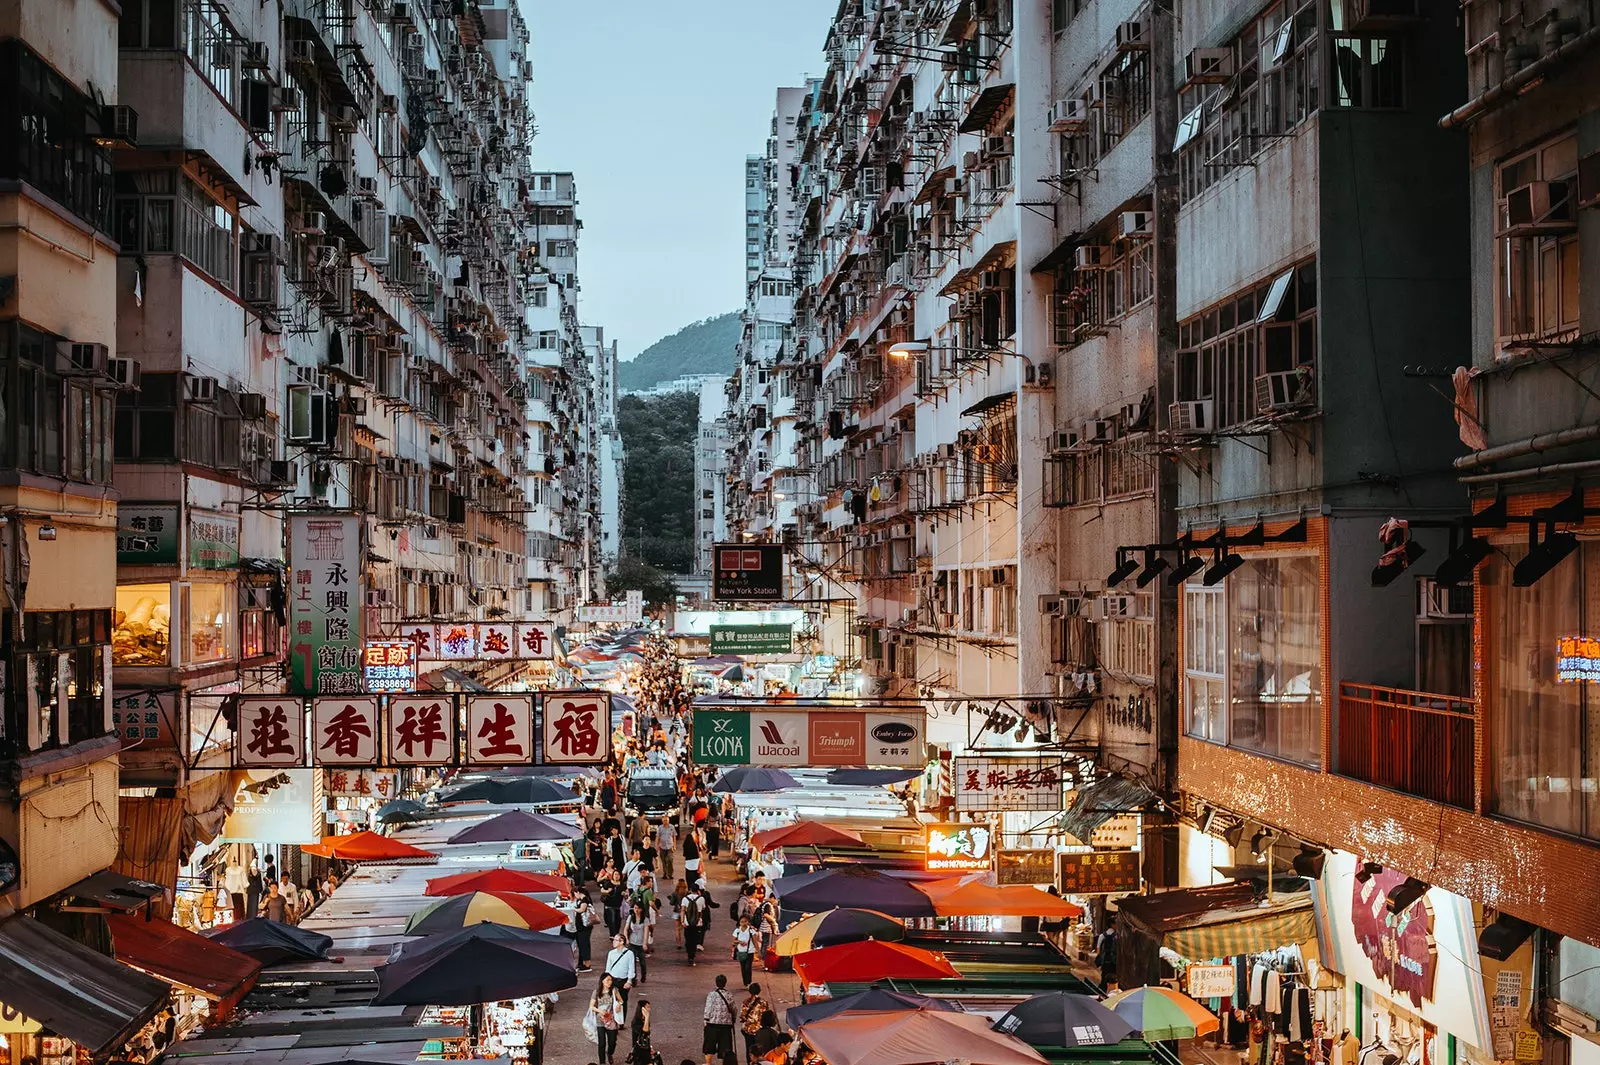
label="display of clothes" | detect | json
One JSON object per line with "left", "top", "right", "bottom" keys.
{"left": 1213, "top": 946, "right": 1335, "bottom": 1065}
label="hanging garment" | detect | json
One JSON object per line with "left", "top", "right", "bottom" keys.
{"left": 1264, "top": 970, "right": 1282, "bottom": 1014}
{"left": 1237, "top": 956, "right": 1251, "bottom": 1003}
{"left": 1251, "top": 964, "right": 1269, "bottom": 1007}
{"left": 1287, "top": 987, "right": 1313, "bottom": 1042}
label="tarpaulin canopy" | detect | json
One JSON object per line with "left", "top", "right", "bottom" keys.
{"left": 921, "top": 879, "right": 1084, "bottom": 920}
{"left": 751, "top": 820, "right": 863, "bottom": 852}
{"left": 1114, "top": 880, "right": 1315, "bottom": 960}
{"left": 372, "top": 923, "right": 577, "bottom": 1006}
{"left": 0, "top": 915, "right": 170, "bottom": 1055}
{"left": 826, "top": 768, "right": 921, "bottom": 786}
{"left": 1058, "top": 775, "right": 1158, "bottom": 844}
{"left": 774, "top": 866, "right": 938, "bottom": 917}
{"left": 772, "top": 908, "right": 906, "bottom": 956}
{"left": 438, "top": 777, "right": 581, "bottom": 805}
{"left": 992, "top": 992, "right": 1137, "bottom": 1048}
{"left": 300, "top": 830, "right": 437, "bottom": 863}
{"left": 799, "top": 1008, "right": 1047, "bottom": 1065}
{"left": 794, "top": 939, "right": 960, "bottom": 984}
{"left": 403, "top": 891, "right": 567, "bottom": 935}
{"left": 710, "top": 767, "right": 800, "bottom": 793}
{"left": 107, "top": 913, "right": 261, "bottom": 1009}
{"left": 446, "top": 809, "right": 583, "bottom": 845}
{"left": 786, "top": 988, "right": 959, "bottom": 1028}
{"left": 202, "top": 918, "right": 332, "bottom": 966}
{"left": 424, "top": 868, "right": 570, "bottom": 897}
{"left": 67, "top": 870, "right": 166, "bottom": 912}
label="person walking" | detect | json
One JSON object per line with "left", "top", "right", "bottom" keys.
{"left": 630, "top": 810, "right": 650, "bottom": 851}
{"left": 630, "top": 999, "right": 656, "bottom": 1065}
{"left": 260, "top": 881, "right": 288, "bottom": 922}
{"left": 575, "top": 889, "right": 597, "bottom": 972}
{"left": 682, "top": 824, "right": 703, "bottom": 881}
{"left": 670, "top": 878, "right": 689, "bottom": 947}
{"left": 738, "top": 983, "right": 771, "bottom": 1065}
{"left": 702, "top": 975, "right": 737, "bottom": 1065}
{"left": 589, "top": 973, "right": 626, "bottom": 1065}
{"left": 223, "top": 861, "right": 247, "bottom": 923}
{"left": 625, "top": 901, "right": 650, "bottom": 983}
{"left": 731, "top": 916, "right": 759, "bottom": 988}
{"left": 656, "top": 817, "right": 677, "bottom": 881}
{"left": 603, "top": 933, "right": 638, "bottom": 1010}
{"left": 750, "top": 1010, "right": 785, "bottom": 1065}
{"left": 608, "top": 825, "right": 627, "bottom": 872}
{"left": 681, "top": 884, "right": 706, "bottom": 966}
{"left": 705, "top": 803, "right": 722, "bottom": 861}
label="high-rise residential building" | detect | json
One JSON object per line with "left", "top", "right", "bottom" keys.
{"left": 745, "top": 155, "right": 767, "bottom": 282}
{"left": 695, "top": 377, "right": 732, "bottom": 575}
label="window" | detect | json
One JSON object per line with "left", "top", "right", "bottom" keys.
{"left": 115, "top": 583, "right": 174, "bottom": 666}
{"left": 531, "top": 285, "right": 548, "bottom": 307}
{"left": 1487, "top": 542, "right": 1600, "bottom": 841}
{"left": 186, "top": 581, "right": 235, "bottom": 664}
{"left": 1054, "top": 241, "right": 1152, "bottom": 346}
{"left": 1103, "top": 616, "right": 1154, "bottom": 680}
{"left": 116, "top": 372, "right": 179, "bottom": 460}
{"left": 1497, "top": 133, "right": 1580, "bottom": 346}
{"left": 117, "top": 172, "right": 237, "bottom": 286}
{"left": 1099, "top": 51, "right": 1152, "bottom": 155}
{"left": 0, "top": 41, "right": 115, "bottom": 232}
{"left": 1329, "top": 37, "right": 1406, "bottom": 109}
{"left": 1183, "top": 553, "right": 1324, "bottom": 766}
{"left": 2, "top": 327, "right": 116, "bottom": 485}
{"left": 120, "top": 0, "right": 181, "bottom": 48}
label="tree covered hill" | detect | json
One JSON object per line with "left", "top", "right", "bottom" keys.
{"left": 616, "top": 391, "right": 699, "bottom": 573}
{"left": 617, "top": 312, "right": 740, "bottom": 391}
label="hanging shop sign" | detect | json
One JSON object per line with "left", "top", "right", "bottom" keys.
{"left": 712, "top": 543, "right": 785, "bottom": 602}
{"left": 954, "top": 756, "right": 1065, "bottom": 812}
{"left": 221, "top": 768, "right": 320, "bottom": 844}
{"left": 188, "top": 510, "right": 240, "bottom": 570}
{"left": 1057, "top": 850, "right": 1140, "bottom": 894}
{"left": 364, "top": 640, "right": 417, "bottom": 693}
{"left": 0, "top": 1001, "right": 43, "bottom": 1035}
{"left": 694, "top": 710, "right": 752, "bottom": 765}
{"left": 996, "top": 849, "right": 1056, "bottom": 886}
{"left": 710, "top": 625, "right": 793, "bottom": 655}
{"left": 807, "top": 712, "right": 866, "bottom": 765}
{"left": 288, "top": 513, "right": 364, "bottom": 694}
{"left": 1352, "top": 866, "right": 1438, "bottom": 1008}
{"left": 326, "top": 768, "right": 398, "bottom": 800}
{"left": 1556, "top": 635, "right": 1600, "bottom": 682}
{"left": 751, "top": 712, "right": 807, "bottom": 765}
{"left": 436, "top": 623, "right": 479, "bottom": 660}
{"left": 1188, "top": 965, "right": 1236, "bottom": 999}
{"left": 387, "top": 696, "right": 455, "bottom": 764}
{"left": 694, "top": 707, "right": 926, "bottom": 767}
{"left": 517, "top": 622, "right": 555, "bottom": 659}
{"left": 477, "top": 622, "right": 516, "bottom": 660}
{"left": 236, "top": 696, "right": 307, "bottom": 768}
{"left": 116, "top": 504, "right": 180, "bottom": 565}
{"left": 465, "top": 694, "right": 534, "bottom": 766}
{"left": 578, "top": 604, "right": 632, "bottom": 623}
{"left": 383, "top": 621, "right": 555, "bottom": 661}
{"left": 925, "top": 822, "right": 994, "bottom": 873}
{"left": 110, "top": 688, "right": 180, "bottom": 750}
{"left": 542, "top": 691, "right": 610, "bottom": 764}
{"left": 311, "top": 696, "right": 380, "bottom": 766}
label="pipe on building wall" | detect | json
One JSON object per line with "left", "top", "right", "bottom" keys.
{"left": 1439, "top": 26, "right": 1600, "bottom": 129}
{"left": 1459, "top": 457, "right": 1600, "bottom": 484}
{"left": 1452, "top": 423, "right": 1600, "bottom": 469}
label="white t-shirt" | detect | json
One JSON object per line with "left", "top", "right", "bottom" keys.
{"left": 733, "top": 926, "right": 759, "bottom": 954}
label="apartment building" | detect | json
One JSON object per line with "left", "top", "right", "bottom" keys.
{"left": 695, "top": 377, "right": 731, "bottom": 575}
{"left": 584, "top": 324, "right": 625, "bottom": 571}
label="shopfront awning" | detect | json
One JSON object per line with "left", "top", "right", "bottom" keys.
{"left": 959, "top": 83, "right": 1016, "bottom": 134}
{"left": 66, "top": 870, "right": 166, "bottom": 912}
{"left": 961, "top": 391, "right": 1017, "bottom": 418}
{"left": 1115, "top": 881, "right": 1316, "bottom": 960}
{"left": 1058, "top": 775, "right": 1158, "bottom": 844}
{"left": 107, "top": 912, "right": 262, "bottom": 1009}
{"left": 0, "top": 915, "right": 170, "bottom": 1055}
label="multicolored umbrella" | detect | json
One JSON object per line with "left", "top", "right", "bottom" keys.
{"left": 424, "top": 868, "right": 570, "bottom": 897}
{"left": 773, "top": 866, "right": 937, "bottom": 917}
{"left": 751, "top": 820, "right": 864, "bottom": 851}
{"left": 786, "top": 988, "right": 958, "bottom": 1028}
{"left": 301, "top": 830, "right": 436, "bottom": 863}
{"left": 793, "top": 939, "right": 960, "bottom": 984}
{"left": 1103, "top": 986, "right": 1220, "bottom": 1041}
{"left": 710, "top": 767, "right": 799, "bottom": 793}
{"left": 446, "top": 810, "right": 583, "bottom": 845}
{"left": 403, "top": 890, "right": 567, "bottom": 935}
{"left": 992, "top": 992, "right": 1137, "bottom": 1048}
{"left": 372, "top": 923, "right": 577, "bottom": 1005}
{"left": 797, "top": 1008, "right": 1048, "bottom": 1065}
{"left": 771, "top": 907, "right": 906, "bottom": 956}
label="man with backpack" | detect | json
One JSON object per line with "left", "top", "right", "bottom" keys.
{"left": 738, "top": 983, "right": 771, "bottom": 1065}
{"left": 681, "top": 883, "right": 708, "bottom": 965}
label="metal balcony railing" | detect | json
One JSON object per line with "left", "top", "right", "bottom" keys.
{"left": 1337, "top": 682, "right": 1475, "bottom": 810}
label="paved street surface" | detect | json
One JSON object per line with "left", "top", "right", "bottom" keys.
{"left": 542, "top": 854, "right": 801, "bottom": 1065}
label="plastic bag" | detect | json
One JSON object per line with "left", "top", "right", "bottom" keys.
{"left": 582, "top": 1007, "right": 598, "bottom": 1044}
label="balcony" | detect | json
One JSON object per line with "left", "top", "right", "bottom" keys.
{"left": 1337, "top": 682, "right": 1474, "bottom": 810}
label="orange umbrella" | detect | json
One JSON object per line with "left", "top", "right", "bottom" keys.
{"left": 797, "top": 1009, "right": 1048, "bottom": 1065}
{"left": 920, "top": 879, "right": 1084, "bottom": 919}
{"left": 750, "top": 820, "right": 864, "bottom": 852}
{"left": 302, "top": 830, "right": 436, "bottom": 862}
{"left": 425, "top": 868, "right": 570, "bottom": 897}
{"left": 794, "top": 939, "right": 960, "bottom": 984}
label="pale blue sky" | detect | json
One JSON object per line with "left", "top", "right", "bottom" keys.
{"left": 521, "top": 0, "right": 837, "bottom": 360}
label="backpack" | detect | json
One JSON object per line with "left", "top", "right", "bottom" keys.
{"left": 682, "top": 896, "right": 701, "bottom": 927}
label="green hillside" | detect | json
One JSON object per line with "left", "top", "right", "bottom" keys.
{"left": 617, "top": 312, "right": 740, "bottom": 391}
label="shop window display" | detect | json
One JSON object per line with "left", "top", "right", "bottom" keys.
{"left": 186, "top": 582, "right": 235, "bottom": 664}
{"left": 114, "top": 582, "right": 172, "bottom": 665}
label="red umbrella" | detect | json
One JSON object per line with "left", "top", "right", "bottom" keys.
{"left": 424, "top": 868, "right": 571, "bottom": 897}
{"left": 794, "top": 939, "right": 960, "bottom": 984}
{"left": 920, "top": 879, "right": 1084, "bottom": 919}
{"left": 751, "top": 820, "right": 865, "bottom": 852}
{"left": 301, "top": 830, "right": 436, "bottom": 862}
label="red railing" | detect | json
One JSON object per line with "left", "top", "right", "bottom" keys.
{"left": 1337, "top": 682, "right": 1475, "bottom": 810}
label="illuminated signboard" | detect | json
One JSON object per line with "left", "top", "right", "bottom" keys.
{"left": 925, "top": 822, "right": 993, "bottom": 873}
{"left": 1056, "top": 850, "right": 1141, "bottom": 894}
{"left": 1557, "top": 636, "right": 1600, "bottom": 682}
{"left": 364, "top": 639, "right": 417, "bottom": 693}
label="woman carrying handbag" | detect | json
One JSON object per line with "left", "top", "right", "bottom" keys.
{"left": 587, "top": 973, "right": 626, "bottom": 1065}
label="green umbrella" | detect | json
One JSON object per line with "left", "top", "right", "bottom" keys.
{"left": 1102, "top": 986, "right": 1220, "bottom": 1041}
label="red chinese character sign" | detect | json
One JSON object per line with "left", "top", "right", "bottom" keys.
{"left": 236, "top": 697, "right": 306, "bottom": 768}
{"left": 953, "top": 756, "right": 1064, "bottom": 812}
{"left": 515, "top": 623, "right": 554, "bottom": 659}
{"left": 466, "top": 694, "right": 534, "bottom": 766}
{"left": 479, "top": 623, "right": 515, "bottom": 660}
{"left": 542, "top": 692, "right": 609, "bottom": 765}
{"left": 388, "top": 696, "right": 455, "bottom": 765}
{"left": 311, "top": 697, "right": 380, "bottom": 766}
{"left": 435, "top": 624, "right": 479, "bottom": 660}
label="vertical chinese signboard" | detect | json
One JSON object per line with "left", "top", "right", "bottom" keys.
{"left": 311, "top": 696, "right": 380, "bottom": 766}
{"left": 363, "top": 640, "right": 417, "bottom": 693}
{"left": 542, "top": 692, "right": 609, "bottom": 764}
{"left": 388, "top": 696, "right": 455, "bottom": 764}
{"left": 288, "top": 514, "right": 364, "bottom": 694}
{"left": 236, "top": 696, "right": 306, "bottom": 768}
{"left": 465, "top": 694, "right": 534, "bottom": 766}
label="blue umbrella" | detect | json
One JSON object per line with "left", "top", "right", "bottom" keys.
{"left": 711, "top": 767, "right": 799, "bottom": 793}
{"left": 372, "top": 923, "right": 577, "bottom": 1006}
{"left": 787, "top": 988, "right": 958, "bottom": 1028}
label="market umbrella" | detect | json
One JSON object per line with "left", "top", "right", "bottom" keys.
{"left": 826, "top": 768, "right": 922, "bottom": 786}
{"left": 798, "top": 1008, "right": 1048, "bottom": 1065}
{"left": 301, "top": 830, "right": 436, "bottom": 863}
{"left": 377, "top": 798, "right": 424, "bottom": 819}
{"left": 920, "top": 879, "right": 1085, "bottom": 920}
{"left": 203, "top": 918, "right": 333, "bottom": 966}
{"left": 772, "top": 908, "right": 905, "bottom": 956}
{"left": 992, "top": 993, "right": 1137, "bottom": 1048}
{"left": 773, "top": 866, "right": 938, "bottom": 917}
{"left": 1103, "top": 986, "right": 1220, "bottom": 1041}
{"left": 710, "top": 767, "right": 800, "bottom": 794}
{"left": 424, "top": 868, "right": 571, "bottom": 897}
{"left": 439, "top": 777, "right": 582, "bottom": 805}
{"left": 403, "top": 890, "right": 567, "bottom": 935}
{"left": 721, "top": 664, "right": 749, "bottom": 681}
{"left": 793, "top": 939, "right": 960, "bottom": 983}
{"left": 446, "top": 810, "right": 583, "bottom": 845}
{"left": 751, "top": 820, "right": 864, "bottom": 851}
{"left": 786, "top": 988, "right": 958, "bottom": 1028}
{"left": 373, "top": 922, "right": 577, "bottom": 1005}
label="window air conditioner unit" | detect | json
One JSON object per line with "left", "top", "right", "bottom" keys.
{"left": 938, "top": 442, "right": 957, "bottom": 458}
{"left": 184, "top": 375, "right": 218, "bottom": 403}
{"left": 1084, "top": 418, "right": 1117, "bottom": 443}
{"left": 984, "top": 135, "right": 1014, "bottom": 157}
{"left": 1116, "top": 19, "right": 1148, "bottom": 49}
{"left": 61, "top": 342, "right": 108, "bottom": 375}
{"left": 295, "top": 211, "right": 326, "bottom": 235}
{"left": 391, "top": 1, "right": 412, "bottom": 21}
{"left": 980, "top": 269, "right": 1007, "bottom": 289}
{"left": 1048, "top": 98, "right": 1089, "bottom": 132}
{"left": 989, "top": 567, "right": 1010, "bottom": 586}
{"left": 1075, "top": 245, "right": 1109, "bottom": 269}
{"left": 1185, "top": 48, "right": 1235, "bottom": 85}
{"left": 108, "top": 357, "right": 141, "bottom": 390}
{"left": 237, "top": 392, "right": 267, "bottom": 419}
{"left": 329, "top": 105, "right": 358, "bottom": 132}
{"left": 1255, "top": 370, "right": 1313, "bottom": 412}
{"left": 963, "top": 150, "right": 983, "bottom": 171}
{"left": 1417, "top": 577, "right": 1472, "bottom": 619}
{"left": 100, "top": 105, "right": 138, "bottom": 146}
{"left": 270, "top": 85, "right": 302, "bottom": 111}
{"left": 1051, "top": 430, "right": 1079, "bottom": 452}
{"left": 357, "top": 175, "right": 379, "bottom": 199}
{"left": 1039, "top": 594, "right": 1064, "bottom": 616}
{"left": 1120, "top": 211, "right": 1153, "bottom": 238}
{"left": 240, "top": 40, "right": 270, "bottom": 69}
{"left": 287, "top": 39, "right": 316, "bottom": 66}
{"left": 344, "top": 395, "right": 368, "bottom": 415}
{"left": 1503, "top": 181, "right": 1576, "bottom": 236}
{"left": 268, "top": 459, "right": 296, "bottom": 485}
{"left": 1169, "top": 400, "right": 1214, "bottom": 433}
{"left": 944, "top": 177, "right": 964, "bottom": 197}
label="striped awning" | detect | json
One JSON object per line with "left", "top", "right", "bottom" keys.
{"left": 1116, "top": 880, "right": 1316, "bottom": 961}
{"left": 1165, "top": 906, "right": 1316, "bottom": 960}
